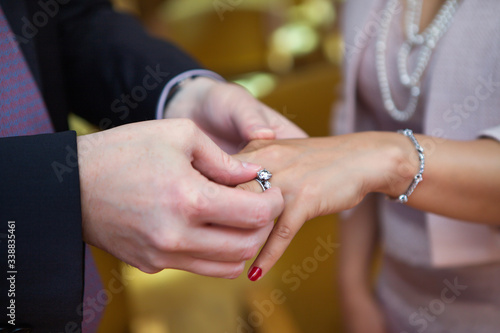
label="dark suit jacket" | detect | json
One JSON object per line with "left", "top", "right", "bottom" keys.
{"left": 0, "top": 0, "right": 200, "bottom": 331}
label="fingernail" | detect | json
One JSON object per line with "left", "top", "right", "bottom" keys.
{"left": 242, "top": 162, "right": 261, "bottom": 171}
{"left": 253, "top": 128, "right": 274, "bottom": 135}
{"left": 250, "top": 125, "right": 275, "bottom": 137}
{"left": 248, "top": 267, "right": 262, "bottom": 281}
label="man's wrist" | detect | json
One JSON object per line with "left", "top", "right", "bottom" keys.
{"left": 156, "top": 70, "right": 225, "bottom": 119}
{"left": 163, "top": 76, "right": 200, "bottom": 111}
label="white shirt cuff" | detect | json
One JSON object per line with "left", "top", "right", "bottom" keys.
{"left": 155, "top": 69, "right": 225, "bottom": 119}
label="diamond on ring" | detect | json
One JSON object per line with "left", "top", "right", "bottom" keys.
{"left": 257, "top": 169, "right": 272, "bottom": 181}
{"left": 255, "top": 169, "right": 272, "bottom": 192}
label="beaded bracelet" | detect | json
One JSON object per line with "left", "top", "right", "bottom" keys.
{"left": 391, "top": 129, "right": 425, "bottom": 204}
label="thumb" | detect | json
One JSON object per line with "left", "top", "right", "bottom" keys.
{"left": 231, "top": 104, "right": 277, "bottom": 141}
{"left": 190, "top": 129, "right": 262, "bottom": 185}
{"left": 231, "top": 103, "right": 308, "bottom": 141}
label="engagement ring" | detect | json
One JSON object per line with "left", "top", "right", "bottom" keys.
{"left": 255, "top": 169, "right": 272, "bottom": 192}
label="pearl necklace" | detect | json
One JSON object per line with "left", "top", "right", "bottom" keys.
{"left": 376, "top": 0, "right": 460, "bottom": 122}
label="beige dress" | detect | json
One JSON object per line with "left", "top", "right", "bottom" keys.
{"left": 335, "top": 1, "right": 500, "bottom": 332}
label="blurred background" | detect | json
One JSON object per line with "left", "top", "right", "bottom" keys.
{"left": 73, "top": 0, "right": 347, "bottom": 332}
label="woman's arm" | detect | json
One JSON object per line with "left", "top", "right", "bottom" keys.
{"left": 405, "top": 135, "right": 500, "bottom": 224}
{"left": 339, "top": 195, "right": 379, "bottom": 295}
{"left": 235, "top": 132, "right": 500, "bottom": 279}
{"left": 339, "top": 195, "right": 388, "bottom": 333}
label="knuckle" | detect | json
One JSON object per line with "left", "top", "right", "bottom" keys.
{"left": 251, "top": 202, "right": 273, "bottom": 227}
{"left": 264, "top": 247, "right": 282, "bottom": 265}
{"left": 150, "top": 229, "right": 183, "bottom": 254}
{"left": 172, "top": 119, "right": 200, "bottom": 150}
{"left": 176, "top": 119, "right": 199, "bottom": 139}
{"left": 272, "top": 224, "right": 293, "bottom": 241}
{"left": 226, "top": 263, "right": 246, "bottom": 279}
{"left": 179, "top": 187, "right": 209, "bottom": 220}
{"left": 239, "top": 242, "right": 260, "bottom": 261}
{"left": 200, "top": 181, "right": 220, "bottom": 200}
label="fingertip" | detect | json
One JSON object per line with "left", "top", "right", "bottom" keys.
{"left": 248, "top": 266, "right": 263, "bottom": 282}
{"left": 246, "top": 213, "right": 302, "bottom": 281}
{"left": 248, "top": 127, "right": 276, "bottom": 141}
{"left": 242, "top": 161, "right": 262, "bottom": 172}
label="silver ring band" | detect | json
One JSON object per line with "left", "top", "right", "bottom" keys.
{"left": 255, "top": 178, "right": 270, "bottom": 192}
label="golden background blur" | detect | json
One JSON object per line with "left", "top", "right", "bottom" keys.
{"left": 71, "top": 1, "right": 347, "bottom": 332}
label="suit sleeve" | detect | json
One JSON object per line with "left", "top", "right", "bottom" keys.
{"left": 58, "top": 0, "right": 202, "bottom": 128}
{"left": 0, "top": 132, "right": 83, "bottom": 331}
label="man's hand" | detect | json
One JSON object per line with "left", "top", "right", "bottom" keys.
{"left": 77, "top": 119, "right": 284, "bottom": 278}
{"left": 165, "top": 77, "right": 308, "bottom": 153}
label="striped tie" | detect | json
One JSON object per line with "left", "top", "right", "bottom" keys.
{"left": 0, "top": 7, "right": 53, "bottom": 136}
{"left": 0, "top": 6, "right": 103, "bottom": 332}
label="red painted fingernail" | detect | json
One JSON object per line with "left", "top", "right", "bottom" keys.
{"left": 248, "top": 267, "right": 262, "bottom": 281}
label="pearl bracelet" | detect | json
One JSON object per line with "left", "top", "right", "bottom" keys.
{"left": 391, "top": 129, "right": 425, "bottom": 204}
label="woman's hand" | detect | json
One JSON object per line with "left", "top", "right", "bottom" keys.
{"left": 235, "top": 132, "right": 418, "bottom": 280}
{"left": 236, "top": 131, "right": 500, "bottom": 280}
